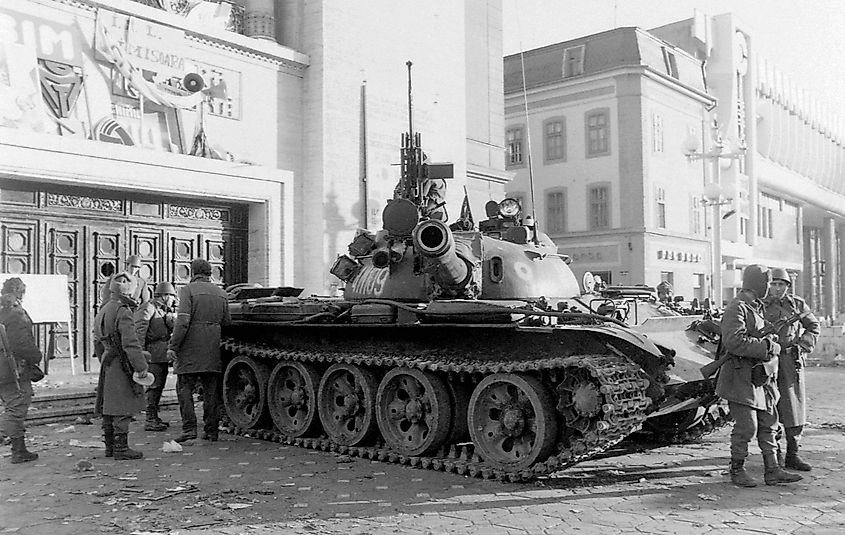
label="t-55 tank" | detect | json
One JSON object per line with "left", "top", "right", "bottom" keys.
{"left": 219, "top": 64, "right": 722, "bottom": 481}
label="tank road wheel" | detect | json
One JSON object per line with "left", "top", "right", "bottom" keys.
{"left": 468, "top": 373, "right": 557, "bottom": 470}
{"left": 267, "top": 361, "right": 322, "bottom": 437}
{"left": 376, "top": 368, "right": 453, "bottom": 456}
{"left": 317, "top": 364, "right": 378, "bottom": 446}
{"left": 556, "top": 367, "right": 603, "bottom": 434}
{"left": 223, "top": 355, "right": 271, "bottom": 429}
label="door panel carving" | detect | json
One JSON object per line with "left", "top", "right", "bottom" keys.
{"left": 46, "top": 225, "right": 80, "bottom": 363}
{"left": 130, "top": 229, "right": 162, "bottom": 291}
{"left": 1, "top": 221, "right": 37, "bottom": 274}
{"left": 168, "top": 232, "right": 197, "bottom": 292}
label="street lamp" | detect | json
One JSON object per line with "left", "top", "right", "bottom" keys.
{"left": 684, "top": 119, "right": 746, "bottom": 307}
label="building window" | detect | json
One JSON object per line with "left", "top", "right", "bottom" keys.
{"left": 506, "top": 127, "right": 524, "bottom": 167}
{"left": 546, "top": 189, "right": 566, "bottom": 233}
{"left": 585, "top": 109, "right": 610, "bottom": 157}
{"left": 660, "top": 271, "right": 674, "bottom": 285}
{"left": 740, "top": 216, "right": 748, "bottom": 237}
{"left": 662, "top": 48, "right": 679, "bottom": 78}
{"left": 544, "top": 118, "right": 566, "bottom": 162}
{"left": 589, "top": 184, "right": 610, "bottom": 230}
{"left": 656, "top": 186, "right": 666, "bottom": 229}
{"left": 691, "top": 195, "right": 703, "bottom": 235}
{"left": 757, "top": 193, "right": 775, "bottom": 239}
{"left": 652, "top": 113, "right": 664, "bottom": 153}
{"left": 563, "top": 45, "right": 585, "bottom": 77}
{"left": 785, "top": 200, "right": 800, "bottom": 244}
{"left": 592, "top": 270, "right": 612, "bottom": 287}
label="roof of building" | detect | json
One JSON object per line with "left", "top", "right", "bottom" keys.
{"left": 504, "top": 26, "right": 708, "bottom": 96}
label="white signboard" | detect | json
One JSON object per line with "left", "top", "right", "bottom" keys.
{"left": 0, "top": 274, "right": 71, "bottom": 324}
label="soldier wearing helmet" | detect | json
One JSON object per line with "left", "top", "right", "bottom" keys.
{"left": 716, "top": 264, "right": 802, "bottom": 487}
{"left": 763, "top": 267, "right": 819, "bottom": 472}
{"left": 134, "top": 282, "right": 178, "bottom": 431}
{"left": 167, "top": 258, "right": 231, "bottom": 443}
{"left": 0, "top": 277, "right": 43, "bottom": 464}
{"left": 93, "top": 271, "right": 149, "bottom": 460}
{"left": 99, "top": 255, "right": 152, "bottom": 306}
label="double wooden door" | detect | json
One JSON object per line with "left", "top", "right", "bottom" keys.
{"left": 1, "top": 217, "right": 245, "bottom": 371}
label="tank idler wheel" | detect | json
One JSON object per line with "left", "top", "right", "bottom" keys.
{"left": 556, "top": 368, "right": 603, "bottom": 434}
{"left": 268, "top": 361, "right": 322, "bottom": 437}
{"left": 468, "top": 373, "right": 558, "bottom": 470}
{"left": 317, "top": 363, "right": 378, "bottom": 446}
{"left": 223, "top": 355, "right": 271, "bottom": 429}
{"left": 376, "top": 368, "right": 453, "bottom": 456}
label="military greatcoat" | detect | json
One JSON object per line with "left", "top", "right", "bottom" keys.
{"left": 0, "top": 295, "right": 43, "bottom": 385}
{"left": 168, "top": 275, "right": 231, "bottom": 374}
{"left": 762, "top": 294, "right": 820, "bottom": 427}
{"left": 94, "top": 296, "right": 148, "bottom": 416}
{"left": 716, "top": 290, "right": 779, "bottom": 411}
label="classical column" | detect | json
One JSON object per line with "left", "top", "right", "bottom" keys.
{"left": 821, "top": 217, "right": 838, "bottom": 320}
{"left": 244, "top": 0, "right": 277, "bottom": 41}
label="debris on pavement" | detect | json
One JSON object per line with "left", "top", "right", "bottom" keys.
{"left": 73, "top": 459, "right": 94, "bottom": 472}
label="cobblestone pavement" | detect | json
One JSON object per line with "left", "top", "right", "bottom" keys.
{"left": 1, "top": 368, "right": 844, "bottom": 535}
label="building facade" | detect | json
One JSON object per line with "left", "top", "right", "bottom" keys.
{"left": 505, "top": 13, "right": 845, "bottom": 316}
{"left": 503, "top": 27, "right": 716, "bottom": 302}
{"left": 0, "top": 0, "right": 507, "bottom": 367}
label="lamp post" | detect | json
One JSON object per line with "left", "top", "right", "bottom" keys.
{"left": 684, "top": 119, "right": 746, "bottom": 307}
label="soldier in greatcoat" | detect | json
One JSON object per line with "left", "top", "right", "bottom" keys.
{"left": 94, "top": 272, "right": 150, "bottom": 460}
{"left": 716, "top": 264, "right": 802, "bottom": 487}
{"left": 135, "top": 282, "right": 178, "bottom": 432}
{"left": 168, "top": 258, "right": 231, "bottom": 443}
{"left": 763, "top": 268, "right": 820, "bottom": 471}
{"left": 0, "top": 278, "right": 43, "bottom": 464}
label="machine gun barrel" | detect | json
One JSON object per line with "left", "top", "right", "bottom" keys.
{"left": 412, "top": 219, "right": 471, "bottom": 291}
{"left": 699, "top": 310, "right": 809, "bottom": 379}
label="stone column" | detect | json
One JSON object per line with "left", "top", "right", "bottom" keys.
{"left": 821, "top": 217, "right": 838, "bottom": 321}
{"left": 244, "top": 0, "right": 277, "bottom": 41}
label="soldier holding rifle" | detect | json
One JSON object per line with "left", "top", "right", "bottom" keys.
{"left": 715, "top": 264, "right": 802, "bottom": 488}
{"left": 763, "top": 268, "right": 820, "bottom": 472}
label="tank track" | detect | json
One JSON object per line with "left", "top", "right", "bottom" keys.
{"left": 646, "top": 397, "right": 731, "bottom": 445}
{"left": 220, "top": 338, "right": 651, "bottom": 482}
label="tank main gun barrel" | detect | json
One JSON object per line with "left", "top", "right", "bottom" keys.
{"left": 412, "top": 219, "right": 472, "bottom": 292}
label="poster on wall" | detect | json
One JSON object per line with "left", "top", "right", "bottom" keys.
{"left": 0, "top": 42, "right": 50, "bottom": 133}
{"left": 188, "top": 60, "right": 241, "bottom": 120}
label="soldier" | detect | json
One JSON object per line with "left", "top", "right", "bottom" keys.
{"left": 135, "top": 282, "right": 178, "bottom": 432}
{"left": 100, "top": 255, "right": 152, "bottom": 306}
{"left": 168, "top": 259, "right": 231, "bottom": 443}
{"left": 716, "top": 264, "right": 802, "bottom": 487}
{"left": 94, "top": 271, "right": 150, "bottom": 460}
{"left": 763, "top": 268, "right": 820, "bottom": 471}
{"left": 0, "top": 278, "right": 43, "bottom": 464}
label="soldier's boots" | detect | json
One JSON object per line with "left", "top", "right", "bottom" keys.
{"left": 785, "top": 452, "right": 812, "bottom": 471}
{"left": 9, "top": 436, "right": 38, "bottom": 464}
{"left": 763, "top": 453, "right": 803, "bottom": 485}
{"left": 113, "top": 433, "right": 143, "bottom": 461}
{"left": 201, "top": 431, "right": 218, "bottom": 442}
{"left": 174, "top": 431, "right": 197, "bottom": 443}
{"left": 104, "top": 428, "right": 115, "bottom": 458}
{"left": 729, "top": 459, "right": 758, "bottom": 488}
{"left": 143, "top": 407, "right": 169, "bottom": 431}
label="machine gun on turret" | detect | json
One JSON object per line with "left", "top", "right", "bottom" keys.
{"left": 387, "top": 62, "right": 454, "bottom": 231}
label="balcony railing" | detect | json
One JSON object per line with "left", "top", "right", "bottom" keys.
{"left": 129, "top": 0, "right": 245, "bottom": 35}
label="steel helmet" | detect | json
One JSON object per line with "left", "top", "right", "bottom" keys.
{"left": 126, "top": 255, "right": 142, "bottom": 268}
{"left": 770, "top": 267, "right": 791, "bottom": 286}
{"left": 742, "top": 264, "right": 771, "bottom": 298}
{"left": 154, "top": 282, "right": 177, "bottom": 296}
{"left": 109, "top": 271, "right": 136, "bottom": 296}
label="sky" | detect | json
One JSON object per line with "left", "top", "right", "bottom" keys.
{"left": 502, "top": 0, "right": 845, "bottom": 115}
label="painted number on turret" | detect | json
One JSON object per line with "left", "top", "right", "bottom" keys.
{"left": 350, "top": 265, "right": 390, "bottom": 295}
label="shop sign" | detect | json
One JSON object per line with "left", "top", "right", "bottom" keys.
{"left": 0, "top": 4, "right": 82, "bottom": 66}
{"left": 656, "top": 249, "right": 701, "bottom": 263}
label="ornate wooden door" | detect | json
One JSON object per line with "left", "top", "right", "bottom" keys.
{"left": 0, "top": 220, "right": 38, "bottom": 274}
{"left": 168, "top": 231, "right": 198, "bottom": 292}
{"left": 45, "top": 223, "right": 81, "bottom": 364}
{"left": 130, "top": 229, "right": 163, "bottom": 294}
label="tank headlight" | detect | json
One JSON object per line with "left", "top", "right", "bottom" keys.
{"left": 499, "top": 198, "right": 521, "bottom": 217}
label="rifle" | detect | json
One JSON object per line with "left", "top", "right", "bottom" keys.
{"left": 699, "top": 310, "right": 809, "bottom": 379}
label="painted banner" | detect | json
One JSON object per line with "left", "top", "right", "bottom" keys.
{"left": 0, "top": 2, "right": 82, "bottom": 66}
{"left": 188, "top": 59, "right": 241, "bottom": 119}
{"left": 0, "top": 42, "right": 50, "bottom": 133}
